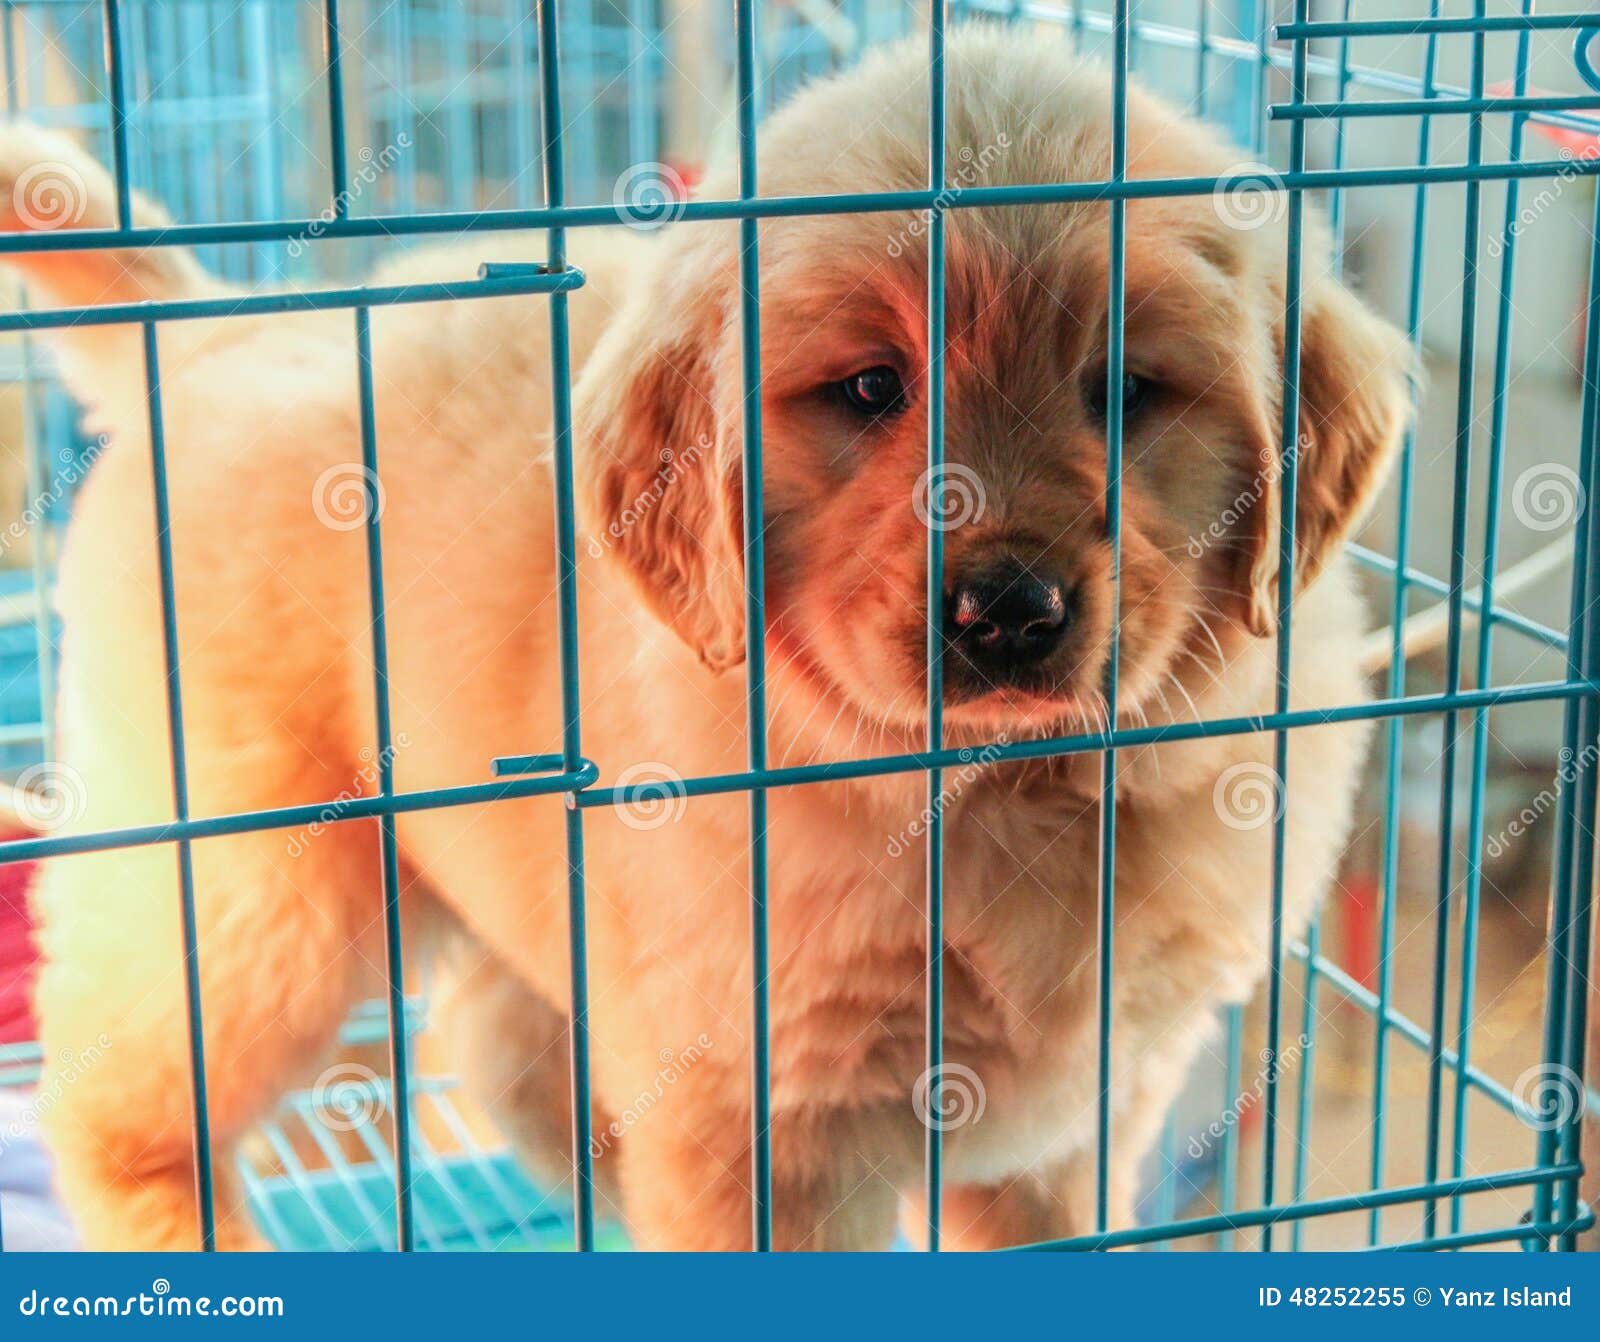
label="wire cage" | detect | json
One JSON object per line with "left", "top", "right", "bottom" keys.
{"left": 0, "top": 0, "right": 1595, "bottom": 1253}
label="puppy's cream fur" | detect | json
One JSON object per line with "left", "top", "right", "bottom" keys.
{"left": 5, "top": 31, "right": 1408, "bottom": 1250}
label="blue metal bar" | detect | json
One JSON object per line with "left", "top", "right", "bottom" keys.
{"left": 1259, "top": 0, "right": 1308, "bottom": 1253}
{"left": 492, "top": 753, "right": 570, "bottom": 776}
{"left": 3, "top": 157, "right": 1596, "bottom": 258}
{"left": 1012, "top": 1164, "right": 1582, "bottom": 1253}
{"left": 1345, "top": 544, "right": 1568, "bottom": 655}
{"left": 1289, "top": 943, "right": 1529, "bottom": 1119}
{"left": 1094, "top": 0, "right": 1130, "bottom": 1238}
{"left": 1553, "top": 177, "right": 1600, "bottom": 1256}
{"left": 321, "top": 0, "right": 349, "bottom": 217}
{"left": 138, "top": 322, "right": 215, "bottom": 1249}
{"left": 1422, "top": 0, "right": 1486, "bottom": 1244}
{"left": 1249, "top": 0, "right": 1267, "bottom": 156}
{"left": 353, "top": 307, "right": 415, "bottom": 1251}
{"left": 1280, "top": 14, "right": 1600, "bottom": 39}
{"left": 1288, "top": 0, "right": 1354, "bottom": 1247}
{"left": 102, "top": 0, "right": 132, "bottom": 231}
{"left": 0, "top": 681, "right": 1590, "bottom": 873}
{"left": 923, "top": 0, "right": 947, "bottom": 1254}
{"left": 1368, "top": 4, "right": 1439, "bottom": 1243}
{"left": 1451, "top": 1, "right": 1535, "bottom": 1236}
{"left": 953, "top": 0, "right": 1600, "bottom": 142}
{"left": 572, "top": 682, "right": 1596, "bottom": 812}
{"left": 729, "top": 0, "right": 771, "bottom": 1260}
{"left": 1216, "top": 1002, "right": 1243, "bottom": 1250}
{"left": 0, "top": 763, "right": 599, "bottom": 867}
{"left": 533, "top": 0, "right": 596, "bottom": 1253}
{"left": 732, "top": 0, "right": 772, "bottom": 1254}
{"left": 1273, "top": 94, "right": 1600, "bottom": 121}
{"left": 1374, "top": 1217, "right": 1593, "bottom": 1254}
{"left": 0, "top": 270, "right": 587, "bottom": 333}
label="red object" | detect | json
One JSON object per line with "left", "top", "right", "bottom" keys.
{"left": 1488, "top": 82, "right": 1600, "bottom": 159}
{"left": 0, "top": 825, "right": 39, "bottom": 1046}
{"left": 1339, "top": 873, "right": 1380, "bottom": 995}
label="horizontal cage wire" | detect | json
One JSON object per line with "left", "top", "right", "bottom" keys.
{"left": 0, "top": 0, "right": 1593, "bottom": 1253}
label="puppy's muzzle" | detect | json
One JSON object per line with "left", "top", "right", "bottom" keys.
{"left": 945, "top": 557, "right": 1074, "bottom": 689}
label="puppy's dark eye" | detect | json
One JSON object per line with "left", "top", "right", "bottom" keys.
{"left": 839, "top": 365, "right": 906, "bottom": 417}
{"left": 1087, "top": 371, "right": 1149, "bottom": 421}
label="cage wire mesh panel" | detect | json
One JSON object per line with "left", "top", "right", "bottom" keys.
{"left": 0, "top": 0, "right": 1594, "bottom": 1252}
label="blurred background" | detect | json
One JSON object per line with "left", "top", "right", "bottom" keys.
{"left": 0, "top": 0, "right": 1596, "bottom": 1250}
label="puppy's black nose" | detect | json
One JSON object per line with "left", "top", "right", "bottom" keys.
{"left": 946, "top": 560, "right": 1072, "bottom": 669}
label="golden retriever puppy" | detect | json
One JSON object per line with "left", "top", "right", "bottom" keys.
{"left": 0, "top": 27, "right": 1408, "bottom": 1251}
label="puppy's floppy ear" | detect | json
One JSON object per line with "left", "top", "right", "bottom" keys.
{"left": 574, "top": 236, "right": 745, "bottom": 674}
{"left": 1237, "top": 278, "right": 1414, "bottom": 637}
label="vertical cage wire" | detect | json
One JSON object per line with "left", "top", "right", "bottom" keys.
{"left": 922, "top": 0, "right": 947, "bottom": 1254}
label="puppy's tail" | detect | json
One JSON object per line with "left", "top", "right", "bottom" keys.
{"left": 0, "top": 123, "right": 222, "bottom": 310}
{"left": 0, "top": 124, "right": 232, "bottom": 420}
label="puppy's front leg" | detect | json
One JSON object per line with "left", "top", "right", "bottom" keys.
{"left": 618, "top": 1088, "right": 899, "bottom": 1251}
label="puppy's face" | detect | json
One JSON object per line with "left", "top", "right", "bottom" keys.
{"left": 577, "top": 34, "right": 1410, "bottom": 744}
